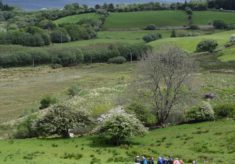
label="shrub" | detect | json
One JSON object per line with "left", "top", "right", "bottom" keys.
{"left": 14, "top": 115, "right": 38, "bottom": 139}
{"left": 196, "top": 40, "right": 218, "bottom": 52}
{"left": 29, "top": 50, "right": 50, "bottom": 65}
{"left": 64, "top": 24, "right": 97, "bottom": 41}
{"left": 189, "top": 25, "right": 199, "bottom": 30}
{"left": 126, "top": 103, "right": 156, "bottom": 126}
{"left": 39, "top": 96, "right": 57, "bottom": 109}
{"left": 214, "top": 104, "right": 235, "bottom": 118}
{"left": 50, "top": 64, "right": 62, "bottom": 69}
{"left": 186, "top": 101, "right": 215, "bottom": 123}
{"left": 213, "top": 20, "right": 228, "bottom": 29}
{"left": 144, "top": 24, "right": 157, "bottom": 30}
{"left": 143, "top": 33, "right": 162, "bottom": 43}
{"left": 171, "top": 30, "right": 176, "bottom": 38}
{"left": 50, "top": 28, "right": 71, "bottom": 43}
{"left": 68, "top": 85, "right": 82, "bottom": 97}
{"left": 95, "top": 109, "right": 147, "bottom": 145}
{"left": 108, "top": 56, "right": 126, "bottom": 64}
{"left": 35, "top": 105, "right": 93, "bottom": 138}
{"left": 230, "top": 34, "right": 235, "bottom": 42}
{"left": 50, "top": 48, "right": 84, "bottom": 67}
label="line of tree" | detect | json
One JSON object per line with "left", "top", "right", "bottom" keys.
{"left": 0, "top": 0, "right": 14, "bottom": 11}
{"left": 0, "top": 21, "right": 97, "bottom": 47}
{"left": 208, "top": 0, "right": 235, "bottom": 10}
{"left": 0, "top": 43, "right": 150, "bottom": 67}
{"left": 95, "top": 2, "right": 208, "bottom": 12}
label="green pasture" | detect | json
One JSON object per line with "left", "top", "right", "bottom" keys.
{"left": 149, "top": 30, "right": 235, "bottom": 53}
{"left": 0, "top": 63, "right": 134, "bottom": 124}
{"left": 218, "top": 46, "right": 235, "bottom": 62}
{"left": 0, "top": 120, "right": 234, "bottom": 163}
{"left": 103, "top": 10, "right": 235, "bottom": 30}
{"left": 54, "top": 13, "right": 100, "bottom": 25}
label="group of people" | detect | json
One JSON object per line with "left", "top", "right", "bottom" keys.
{"left": 134, "top": 156, "right": 197, "bottom": 164}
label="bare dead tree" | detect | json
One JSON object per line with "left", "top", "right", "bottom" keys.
{"left": 138, "top": 46, "right": 196, "bottom": 126}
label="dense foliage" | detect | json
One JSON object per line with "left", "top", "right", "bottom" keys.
{"left": 126, "top": 103, "right": 156, "bottom": 126}
{"left": 108, "top": 56, "right": 126, "bottom": 64}
{"left": 0, "top": 43, "right": 149, "bottom": 67}
{"left": 143, "top": 33, "right": 162, "bottom": 43}
{"left": 144, "top": 24, "right": 157, "bottom": 30}
{"left": 186, "top": 101, "right": 215, "bottom": 123}
{"left": 196, "top": 40, "right": 218, "bottom": 52}
{"left": 39, "top": 96, "right": 57, "bottom": 109}
{"left": 214, "top": 103, "right": 235, "bottom": 118}
{"left": 213, "top": 20, "right": 228, "bottom": 29}
{"left": 208, "top": 0, "right": 235, "bottom": 10}
{"left": 35, "top": 105, "right": 93, "bottom": 138}
{"left": 95, "top": 109, "right": 147, "bottom": 145}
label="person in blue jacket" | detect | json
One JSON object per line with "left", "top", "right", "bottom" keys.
{"left": 157, "top": 157, "right": 164, "bottom": 164}
{"left": 141, "top": 156, "right": 148, "bottom": 164}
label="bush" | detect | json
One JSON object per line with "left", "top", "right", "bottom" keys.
{"left": 50, "top": 28, "right": 71, "bottom": 43}
{"left": 196, "top": 40, "right": 218, "bottom": 52}
{"left": 126, "top": 103, "right": 156, "bottom": 126}
{"left": 29, "top": 50, "right": 50, "bottom": 66}
{"left": 50, "top": 48, "right": 84, "bottom": 67}
{"left": 14, "top": 115, "right": 38, "bottom": 139}
{"left": 171, "top": 30, "right": 176, "bottom": 38}
{"left": 64, "top": 24, "right": 97, "bottom": 41}
{"left": 189, "top": 25, "right": 200, "bottom": 30}
{"left": 39, "top": 96, "right": 57, "bottom": 109}
{"left": 144, "top": 24, "right": 157, "bottom": 30}
{"left": 230, "top": 34, "right": 235, "bottom": 42}
{"left": 95, "top": 109, "right": 147, "bottom": 145}
{"left": 186, "top": 101, "right": 215, "bottom": 123}
{"left": 35, "top": 105, "right": 93, "bottom": 138}
{"left": 213, "top": 20, "right": 228, "bottom": 29}
{"left": 50, "top": 64, "right": 62, "bottom": 69}
{"left": 108, "top": 56, "right": 126, "bottom": 64}
{"left": 68, "top": 85, "right": 82, "bottom": 97}
{"left": 143, "top": 33, "right": 162, "bottom": 43}
{"left": 214, "top": 104, "right": 235, "bottom": 118}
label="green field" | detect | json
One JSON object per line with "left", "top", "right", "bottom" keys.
{"left": 218, "top": 46, "right": 235, "bottom": 62}
{"left": 1, "top": 7, "right": 235, "bottom": 164}
{"left": 149, "top": 30, "right": 235, "bottom": 53}
{"left": 0, "top": 120, "right": 234, "bottom": 163}
{"left": 0, "top": 63, "right": 134, "bottom": 124}
{"left": 54, "top": 13, "right": 100, "bottom": 25}
{"left": 103, "top": 10, "right": 235, "bottom": 30}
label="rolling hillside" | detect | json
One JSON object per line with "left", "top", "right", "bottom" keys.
{"left": 0, "top": 120, "right": 234, "bottom": 163}
{"left": 103, "top": 10, "right": 235, "bottom": 30}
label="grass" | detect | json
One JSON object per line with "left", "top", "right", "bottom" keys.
{"left": 103, "top": 10, "right": 187, "bottom": 30}
{"left": 103, "top": 10, "right": 235, "bottom": 30}
{"left": 0, "top": 63, "right": 134, "bottom": 124}
{"left": 218, "top": 46, "right": 235, "bottom": 62}
{"left": 149, "top": 30, "right": 235, "bottom": 53}
{"left": 54, "top": 13, "right": 100, "bottom": 25}
{"left": 0, "top": 119, "right": 234, "bottom": 163}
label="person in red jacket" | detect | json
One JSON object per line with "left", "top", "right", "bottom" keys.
{"left": 173, "top": 158, "right": 181, "bottom": 164}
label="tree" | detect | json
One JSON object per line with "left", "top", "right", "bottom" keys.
{"left": 213, "top": 20, "right": 228, "bottom": 29}
{"left": 138, "top": 46, "right": 196, "bottom": 126}
{"left": 196, "top": 40, "right": 218, "bottom": 52}
{"left": 50, "top": 28, "right": 71, "bottom": 43}
{"left": 185, "top": 7, "right": 193, "bottom": 26}
{"left": 35, "top": 105, "right": 93, "bottom": 138}
{"left": 95, "top": 109, "right": 147, "bottom": 145}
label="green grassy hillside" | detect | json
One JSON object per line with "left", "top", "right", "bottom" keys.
{"left": 0, "top": 120, "right": 234, "bottom": 164}
{"left": 54, "top": 13, "right": 100, "bottom": 25}
{"left": 218, "top": 46, "right": 235, "bottom": 62}
{"left": 149, "top": 30, "right": 235, "bottom": 53}
{"left": 103, "top": 11, "right": 235, "bottom": 30}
